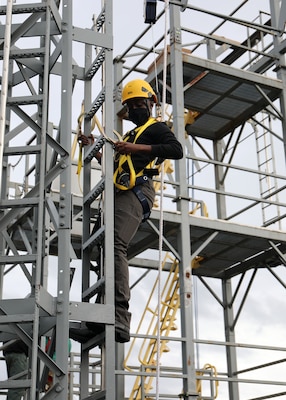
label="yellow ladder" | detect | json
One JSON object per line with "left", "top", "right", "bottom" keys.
{"left": 125, "top": 253, "right": 180, "bottom": 399}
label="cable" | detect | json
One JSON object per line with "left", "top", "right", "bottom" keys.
{"left": 155, "top": 1, "right": 169, "bottom": 399}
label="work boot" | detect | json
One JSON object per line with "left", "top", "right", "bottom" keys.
{"left": 86, "top": 322, "right": 104, "bottom": 336}
{"left": 115, "top": 321, "right": 130, "bottom": 343}
{"left": 86, "top": 321, "right": 130, "bottom": 343}
{"left": 69, "top": 327, "right": 95, "bottom": 344}
{"left": 115, "top": 308, "right": 131, "bottom": 343}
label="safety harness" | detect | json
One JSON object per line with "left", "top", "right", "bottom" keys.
{"left": 113, "top": 117, "right": 158, "bottom": 221}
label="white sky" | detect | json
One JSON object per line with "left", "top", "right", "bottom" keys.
{"left": 75, "top": 2, "right": 286, "bottom": 398}
{"left": 1, "top": 1, "right": 286, "bottom": 399}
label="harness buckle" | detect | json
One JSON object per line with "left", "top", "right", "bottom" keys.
{"left": 135, "top": 175, "right": 148, "bottom": 186}
{"left": 117, "top": 172, "right": 130, "bottom": 188}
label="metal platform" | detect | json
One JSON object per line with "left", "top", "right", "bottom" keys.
{"left": 7, "top": 189, "right": 286, "bottom": 279}
{"left": 8, "top": 195, "right": 286, "bottom": 281}
{"left": 129, "top": 210, "right": 286, "bottom": 279}
{"left": 147, "top": 49, "right": 283, "bottom": 140}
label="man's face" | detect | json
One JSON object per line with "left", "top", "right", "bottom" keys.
{"left": 126, "top": 98, "right": 148, "bottom": 111}
{"left": 125, "top": 98, "right": 152, "bottom": 126}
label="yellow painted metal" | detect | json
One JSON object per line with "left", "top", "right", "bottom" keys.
{"left": 125, "top": 250, "right": 218, "bottom": 399}
{"left": 125, "top": 253, "right": 180, "bottom": 399}
{"left": 196, "top": 364, "right": 219, "bottom": 399}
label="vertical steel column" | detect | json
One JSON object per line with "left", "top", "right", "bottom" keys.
{"left": 55, "top": 1, "right": 73, "bottom": 398}
{"left": 0, "top": 0, "right": 13, "bottom": 194}
{"left": 213, "top": 141, "right": 227, "bottom": 219}
{"left": 206, "top": 19, "right": 239, "bottom": 400}
{"left": 79, "top": 19, "right": 94, "bottom": 399}
{"left": 214, "top": 140, "right": 239, "bottom": 398}
{"left": 0, "top": 0, "right": 13, "bottom": 300}
{"left": 30, "top": 5, "right": 51, "bottom": 399}
{"left": 269, "top": 0, "right": 286, "bottom": 161}
{"left": 169, "top": 4, "right": 198, "bottom": 399}
{"left": 222, "top": 279, "right": 240, "bottom": 400}
{"left": 102, "top": 1, "right": 116, "bottom": 398}
{"left": 113, "top": 58, "right": 125, "bottom": 399}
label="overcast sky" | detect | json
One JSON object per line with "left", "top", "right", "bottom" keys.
{"left": 1, "top": 1, "right": 286, "bottom": 399}
{"left": 74, "top": 2, "right": 286, "bottom": 399}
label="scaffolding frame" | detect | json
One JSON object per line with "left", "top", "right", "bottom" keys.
{"left": 0, "top": 1, "right": 286, "bottom": 399}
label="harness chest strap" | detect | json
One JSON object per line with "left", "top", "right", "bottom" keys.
{"left": 113, "top": 117, "right": 158, "bottom": 190}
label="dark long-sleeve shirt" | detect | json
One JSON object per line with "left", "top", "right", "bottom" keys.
{"left": 120, "top": 120, "right": 183, "bottom": 174}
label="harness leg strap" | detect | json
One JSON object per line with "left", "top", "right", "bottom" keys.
{"left": 132, "top": 185, "right": 151, "bottom": 222}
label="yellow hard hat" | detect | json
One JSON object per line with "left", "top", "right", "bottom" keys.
{"left": 122, "top": 79, "right": 157, "bottom": 104}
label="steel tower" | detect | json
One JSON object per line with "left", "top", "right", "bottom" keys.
{"left": 0, "top": 1, "right": 286, "bottom": 399}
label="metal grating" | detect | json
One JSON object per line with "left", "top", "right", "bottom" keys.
{"left": 128, "top": 211, "right": 286, "bottom": 280}
{"left": 148, "top": 50, "right": 283, "bottom": 140}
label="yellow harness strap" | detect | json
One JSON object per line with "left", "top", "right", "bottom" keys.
{"left": 113, "top": 118, "right": 157, "bottom": 190}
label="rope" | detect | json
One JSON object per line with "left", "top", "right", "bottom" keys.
{"left": 72, "top": 104, "right": 122, "bottom": 182}
{"left": 155, "top": 1, "right": 169, "bottom": 399}
{"left": 92, "top": 113, "right": 122, "bottom": 144}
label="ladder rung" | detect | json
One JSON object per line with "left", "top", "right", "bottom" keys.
{"left": 261, "top": 187, "right": 275, "bottom": 195}
{"left": 0, "top": 378, "right": 32, "bottom": 390}
{"left": 0, "top": 48, "right": 46, "bottom": 60}
{"left": 82, "top": 389, "right": 106, "bottom": 400}
{"left": 83, "top": 226, "right": 105, "bottom": 250}
{"left": 85, "top": 49, "right": 106, "bottom": 80}
{"left": 7, "top": 95, "right": 43, "bottom": 106}
{"left": 4, "top": 145, "right": 42, "bottom": 156}
{"left": 259, "top": 175, "right": 270, "bottom": 181}
{"left": 263, "top": 216, "right": 282, "bottom": 226}
{"left": 84, "top": 137, "right": 105, "bottom": 163}
{"left": 82, "top": 278, "right": 105, "bottom": 302}
{"left": 257, "top": 144, "right": 271, "bottom": 153}
{"left": 0, "top": 313, "right": 36, "bottom": 323}
{"left": 0, "top": 197, "right": 39, "bottom": 208}
{"left": 84, "top": 178, "right": 105, "bottom": 205}
{"left": 256, "top": 132, "right": 270, "bottom": 140}
{"left": 258, "top": 160, "right": 272, "bottom": 167}
{"left": 0, "top": 4, "right": 47, "bottom": 15}
{"left": 85, "top": 89, "right": 105, "bottom": 119}
{"left": 0, "top": 254, "right": 37, "bottom": 264}
{"left": 95, "top": 9, "right": 106, "bottom": 31}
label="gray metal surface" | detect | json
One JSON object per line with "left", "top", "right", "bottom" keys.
{"left": 130, "top": 211, "right": 286, "bottom": 279}
{"left": 1, "top": 1, "right": 286, "bottom": 399}
{"left": 148, "top": 51, "right": 283, "bottom": 140}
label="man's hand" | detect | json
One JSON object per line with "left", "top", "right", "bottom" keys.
{"left": 115, "top": 141, "right": 152, "bottom": 155}
{"left": 78, "top": 134, "right": 101, "bottom": 163}
{"left": 77, "top": 134, "right": 94, "bottom": 146}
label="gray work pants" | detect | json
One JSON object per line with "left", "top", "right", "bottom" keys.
{"left": 114, "top": 179, "right": 155, "bottom": 328}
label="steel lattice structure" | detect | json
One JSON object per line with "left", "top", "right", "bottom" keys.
{"left": 0, "top": 1, "right": 286, "bottom": 399}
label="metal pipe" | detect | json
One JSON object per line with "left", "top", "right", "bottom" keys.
{"left": 0, "top": 0, "right": 13, "bottom": 195}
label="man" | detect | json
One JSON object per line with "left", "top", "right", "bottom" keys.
{"left": 3, "top": 340, "right": 28, "bottom": 400}
{"left": 71, "top": 79, "right": 183, "bottom": 343}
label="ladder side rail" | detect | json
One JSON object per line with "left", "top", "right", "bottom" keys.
{"left": 78, "top": 2, "right": 116, "bottom": 398}
{"left": 80, "top": 38, "right": 96, "bottom": 399}
{"left": 254, "top": 113, "right": 282, "bottom": 227}
{"left": 101, "top": 1, "right": 116, "bottom": 398}
{"left": 128, "top": 258, "right": 181, "bottom": 399}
